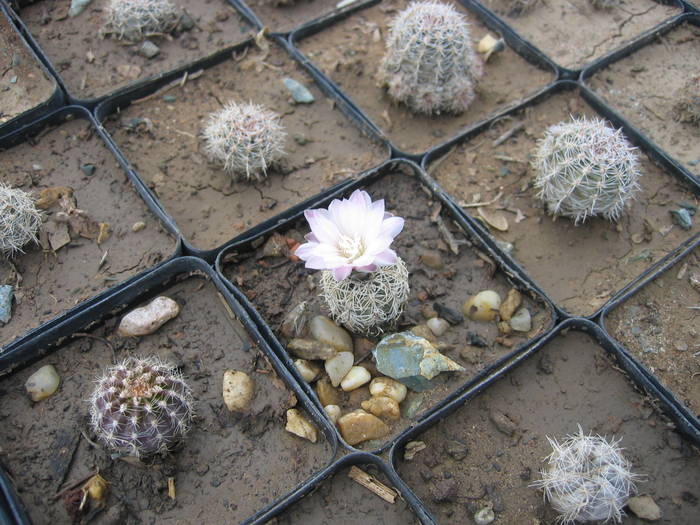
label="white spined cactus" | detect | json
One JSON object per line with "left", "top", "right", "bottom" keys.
{"left": 0, "top": 183, "right": 42, "bottom": 257}
{"left": 203, "top": 101, "right": 287, "bottom": 182}
{"left": 103, "top": 0, "right": 181, "bottom": 42}
{"left": 532, "top": 426, "right": 638, "bottom": 524}
{"left": 532, "top": 116, "right": 642, "bottom": 224}
{"left": 378, "top": 0, "right": 483, "bottom": 115}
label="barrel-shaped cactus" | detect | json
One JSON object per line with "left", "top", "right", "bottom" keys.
{"left": 532, "top": 116, "right": 641, "bottom": 223}
{"left": 378, "top": 1, "right": 483, "bottom": 115}
{"left": 103, "top": 0, "right": 180, "bottom": 41}
{"left": 89, "top": 356, "right": 193, "bottom": 457}
{"left": 203, "top": 101, "right": 287, "bottom": 181}
{"left": 0, "top": 184, "right": 42, "bottom": 257}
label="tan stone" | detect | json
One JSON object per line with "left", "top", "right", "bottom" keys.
{"left": 315, "top": 377, "right": 342, "bottom": 407}
{"left": 361, "top": 396, "right": 400, "bottom": 420}
{"left": 337, "top": 409, "right": 390, "bottom": 446}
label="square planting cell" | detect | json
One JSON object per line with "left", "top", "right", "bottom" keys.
{"left": 480, "top": 0, "right": 682, "bottom": 71}
{"left": 295, "top": 0, "right": 554, "bottom": 154}
{"left": 15, "top": 0, "right": 253, "bottom": 101}
{"left": 605, "top": 244, "right": 700, "bottom": 421}
{"left": 586, "top": 20, "right": 700, "bottom": 179}
{"left": 102, "top": 41, "right": 388, "bottom": 251}
{"left": 0, "top": 270, "right": 334, "bottom": 524}
{"left": 0, "top": 110, "right": 176, "bottom": 348}
{"left": 395, "top": 330, "right": 700, "bottom": 524}
{"left": 428, "top": 90, "right": 699, "bottom": 316}
{"left": 222, "top": 163, "right": 554, "bottom": 450}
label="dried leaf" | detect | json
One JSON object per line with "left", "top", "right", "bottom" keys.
{"left": 478, "top": 207, "right": 509, "bottom": 231}
{"left": 36, "top": 186, "right": 73, "bottom": 210}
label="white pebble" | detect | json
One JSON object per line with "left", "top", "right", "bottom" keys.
{"left": 427, "top": 317, "right": 449, "bottom": 337}
{"left": 310, "top": 315, "right": 353, "bottom": 352}
{"left": 117, "top": 296, "right": 180, "bottom": 337}
{"left": 285, "top": 409, "right": 317, "bottom": 443}
{"left": 463, "top": 290, "right": 501, "bottom": 322}
{"left": 474, "top": 506, "right": 495, "bottom": 525}
{"left": 340, "top": 366, "right": 371, "bottom": 392}
{"left": 25, "top": 365, "right": 60, "bottom": 402}
{"left": 324, "top": 404, "right": 341, "bottom": 425}
{"left": 222, "top": 370, "right": 254, "bottom": 412}
{"left": 369, "top": 377, "right": 407, "bottom": 403}
{"left": 325, "top": 351, "right": 353, "bottom": 387}
{"left": 509, "top": 307, "right": 531, "bottom": 332}
{"left": 294, "top": 359, "right": 321, "bottom": 383}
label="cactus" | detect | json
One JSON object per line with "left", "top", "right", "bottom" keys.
{"left": 203, "top": 101, "right": 287, "bottom": 182}
{"left": 103, "top": 0, "right": 180, "bottom": 42}
{"left": 532, "top": 426, "right": 638, "bottom": 524}
{"left": 0, "top": 184, "right": 42, "bottom": 257}
{"left": 319, "top": 258, "right": 410, "bottom": 335}
{"left": 378, "top": 1, "right": 483, "bottom": 115}
{"left": 89, "top": 356, "right": 193, "bottom": 457}
{"left": 532, "top": 116, "right": 642, "bottom": 224}
{"left": 673, "top": 76, "right": 700, "bottom": 126}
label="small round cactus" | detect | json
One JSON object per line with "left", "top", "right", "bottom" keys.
{"left": 532, "top": 116, "right": 642, "bottom": 224}
{"left": 532, "top": 427, "right": 638, "bottom": 524}
{"left": 203, "top": 101, "right": 287, "bottom": 182}
{"left": 319, "top": 258, "right": 410, "bottom": 335}
{"left": 103, "top": 0, "right": 181, "bottom": 42}
{"left": 89, "top": 356, "right": 193, "bottom": 457}
{"left": 673, "top": 76, "right": 700, "bottom": 126}
{"left": 378, "top": 1, "right": 483, "bottom": 115}
{"left": 0, "top": 183, "right": 42, "bottom": 257}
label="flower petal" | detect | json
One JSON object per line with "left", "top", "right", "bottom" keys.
{"left": 305, "top": 209, "right": 340, "bottom": 245}
{"left": 380, "top": 216, "right": 404, "bottom": 240}
{"left": 333, "top": 265, "right": 353, "bottom": 281}
{"left": 373, "top": 249, "right": 398, "bottom": 266}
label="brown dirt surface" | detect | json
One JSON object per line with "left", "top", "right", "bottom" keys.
{"left": 273, "top": 465, "right": 421, "bottom": 523}
{"left": 587, "top": 22, "right": 700, "bottom": 179}
{"left": 482, "top": 0, "right": 681, "bottom": 70}
{"left": 0, "top": 276, "right": 333, "bottom": 524}
{"left": 0, "top": 118, "right": 176, "bottom": 348}
{"left": 296, "top": 0, "right": 554, "bottom": 154}
{"left": 247, "top": 0, "right": 359, "bottom": 34}
{"left": 0, "top": 12, "right": 55, "bottom": 127}
{"left": 431, "top": 91, "right": 699, "bottom": 316}
{"left": 18, "top": 0, "right": 253, "bottom": 100}
{"left": 104, "top": 43, "right": 387, "bottom": 251}
{"left": 224, "top": 169, "right": 554, "bottom": 449}
{"left": 396, "top": 330, "right": 700, "bottom": 524}
{"left": 606, "top": 246, "right": 700, "bottom": 417}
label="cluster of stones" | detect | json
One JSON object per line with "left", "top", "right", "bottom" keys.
{"left": 462, "top": 288, "right": 532, "bottom": 338}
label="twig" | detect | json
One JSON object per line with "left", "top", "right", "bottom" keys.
{"left": 80, "top": 429, "right": 101, "bottom": 449}
{"left": 73, "top": 332, "right": 116, "bottom": 362}
{"left": 458, "top": 191, "right": 503, "bottom": 209}
{"left": 168, "top": 477, "right": 176, "bottom": 500}
{"left": 435, "top": 215, "right": 459, "bottom": 255}
{"left": 132, "top": 70, "right": 203, "bottom": 104}
{"left": 493, "top": 122, "right": 525, "bottom": 147}
{"left": 348, "top": 466, "right": 397, "bottom": 504}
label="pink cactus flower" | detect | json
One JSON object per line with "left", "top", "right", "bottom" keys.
{"left": 295, "top": 189, "right": 404, "bottom": 281}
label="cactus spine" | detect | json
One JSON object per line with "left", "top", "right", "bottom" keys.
{"left": 0, "top": 184, "right": 42, "bottom": 257}
{"left": 103, "top": 0, "right": 180, "bottom": 42}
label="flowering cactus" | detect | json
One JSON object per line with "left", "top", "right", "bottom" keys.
{"left": 532, "top": 426, "right": 638, "bottom": 524}
{"left": 89, "top": 356, "right": 193, "bottom": 457}
{"left": 103, "top": 0, "right": 181, "bottom": 41}
{"left": 378, "top": 1, "right": 483, "bottom": 115}
{"left": 532, "top": 116, "right": 642, "bottom": 224}
{"left": 296, "top": 189, "right": 409, "bottom": 334}
{"left": 0, "top": 184, "right": 42, "bottom": 257}
{"left": 203, "top": 101, "right": 287, "bottom": 182}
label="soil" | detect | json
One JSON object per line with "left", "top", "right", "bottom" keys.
{"left": 481, "top": 0, "right": 681, "bottom": 70}
{"left": 272, "top": 464, "right": 420, "bottom": 523}
{"left": 587, "top": 22, "right": 700, "bottom": 179}
{"left": 18, "top": 0, "right": 253, "bottom": 101}
{"left": 431, "top": 90, "right": 700, "bottom": 317}
{"left": 223, "top": 169, "right": 554, "bottom": 450}
{"left": 104, "top": 43, "right": 387, "bottom": 251}
{"left": 396, "top": 330, "right": 700, "bottom": 524}
{"left": 296, "top": 0, "right": 554, "bottom": 154}
{"left": 606, "top": 245, "right": 700, "bottom": 417}
{"left": 0, "top": 12, "right": 55, "bottom": 128}
{"left": 247, "top": 0, "right": 359, "bottom": 34}
{"left": 0, "top": 117, "right": 176, "bottom": 348}
{"left": 0, "top": 275, "right": 333, "bottom": 524}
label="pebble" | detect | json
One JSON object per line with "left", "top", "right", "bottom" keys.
{"left": 285, "top": 409, "right": 317, "bottom": 443}
{"left": 280, "top": 302, "right": 311, "bottom": 339}
{"left": 463, "top": 290, "right": 502, "bottom": 322}
{"left": 117, "top": 296, "right": 180, "bottom": 337}
{"left": 294, "top": 359, "right": 321, "bottom": 382}
{"left": 68, "top": 0, "right": 92, "bottom": 17}
{"left": 402, "top": 394, "right": 424, "bottom": 419}
{"left": 427, "top": 317, "right": 450, "bottom": 337}
{"left": 419, "top": 250, "right": 444, "bottom": 269}
{"left": 467, "top": 331, "right": 488, "bottom": 348}
{"left": 369, "top": 377, "right": 407, "bottom": 403}
{"left": 361, "top": 396, "right": 400, "bottom": 420}
{"left": 627, "top": 495, "right": 661, "bottom": 521}
{"left": 433, "top": 302, "right": 463, "bottom": 325}
{"left": 509, "top": 308, "right": 531, "bottom": 332}
{"left": 337, "top": 409, "right": 390, "bottom": 445}
{"left": 222, "top": 370, "right": 254, "bottom": 412}
{"left": 138, "top": 40, "right": 160, "bottom": 59}
{"left": 499, "top": 289, "right": 522, "bottom": 321}
{"left": 283, "top": 78, "right": 315, "bottom": 104}
{"left": 310, "top": 315, "right": 353, "bottom": 352}
{"left": 80, "top": 163, "right": 96, "bottom": 176}
{"left": 410, "top": 324, "right": 437, "bottom": 342}
{"left": 431, "top": 478, "right": 458, "bottom": 503}
{"left": 325, "top": 351, "right": 354, "bottom": 387}
{"left": 340, "top": 366, "right": 371, "bottom": 391}
{"left": 25, "top": 365, "right": 60, "bottom": 402}
{"left": 421, "top": 304, "right": 438, "bottom": 320}
{"left": 444, "top": 439, "right": 468, "bottom": 460}
{"left": 324, "top": 404, "right": 341, "bottom": 425}
{"left": 131, "top": 221, "right": 146, "bottom": 232}
{"left": 474, "top": 506, "right": 495, "bottom": 525}
{"left": 671, "top": 208, "right": 693, "bottom": 230}
{"left": 287, "top": 338, "right": 337, "bottom": 360}
{"left": 179, "top": 12, "right": 195, "bottom": 31}
{"left": 490, "top": 410, "right": 518, "bottom": 436}
{"left": 315, "top": 377, "right": 342, "bottom": 407}
{"left": 403, "top": 440, "right": 426, "bottom": 460}
{"left": 494, "top": 239, "right": 514, "bottom": 255}
{"left": 0, "top": 285, "right": 13, "bottom": 324}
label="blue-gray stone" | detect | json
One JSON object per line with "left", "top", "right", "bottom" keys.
{"left": 0, "top": 285, "right": 13, "bottom": 324}
{"left": 671, "top": 208, "right": 693, "bottom": 230}
{"left": 283, "top": 78, "right": 315, "bottom": 104}
{"left": 373, "top": 332, "right": 465, "bottom": 392}
{"left": 81, "top": 163, "right": 96, "bottom": 176}
{"left": 69, "top": 0, "right": 93, "bottom": 18}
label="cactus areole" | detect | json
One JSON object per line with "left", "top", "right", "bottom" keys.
{"left": 90, "top": 357, "right": 193, "bottom": 457}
